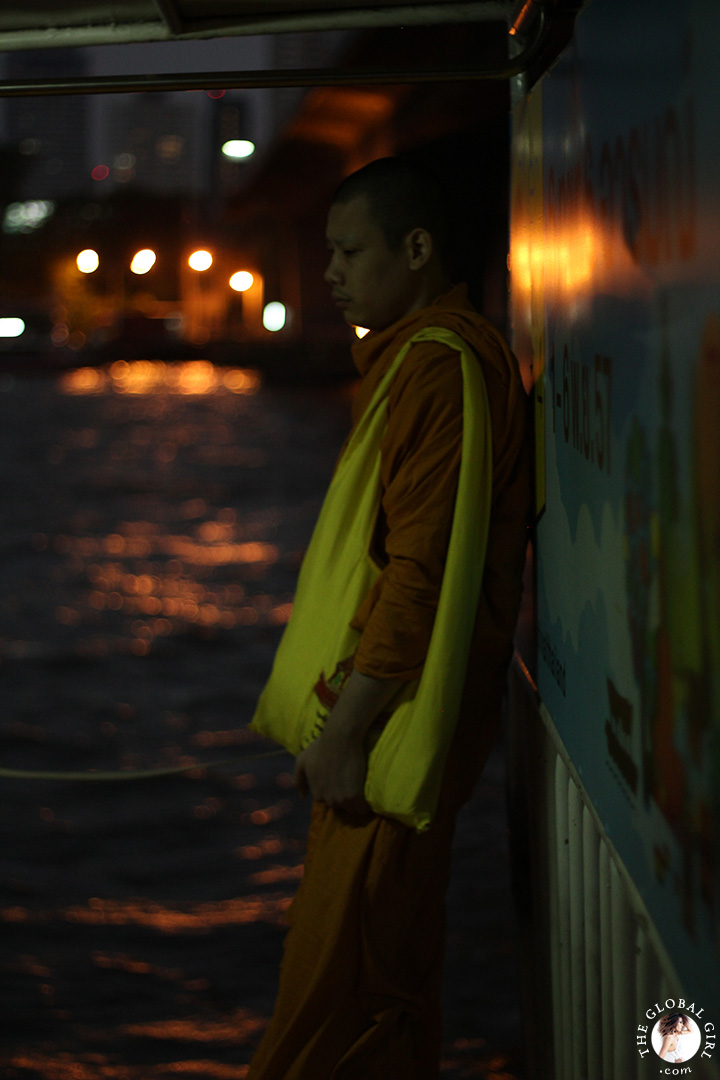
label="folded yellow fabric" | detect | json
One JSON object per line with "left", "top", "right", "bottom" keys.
{"left": 250, "top": 327, "right": 492, "bottom": 830}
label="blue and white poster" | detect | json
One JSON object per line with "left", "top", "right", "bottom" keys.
{"left": 511, "top": 0, "right": 720, "bottom": 1007}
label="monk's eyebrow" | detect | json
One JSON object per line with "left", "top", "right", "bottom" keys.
{"left": 326, "top": 233, "right": 362, "bottom": 246}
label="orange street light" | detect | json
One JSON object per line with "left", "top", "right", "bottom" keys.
{"left": 76, "top": 249, "right": 99, "bottom": 273}
{"left": 130, "top": 249, "right": 156, "bottom": 275}
{"left": 188, "top": 250, "right": 213, "bottom": 271}
{"left": 229, "top": 271, "right": 254, "bottom": 292}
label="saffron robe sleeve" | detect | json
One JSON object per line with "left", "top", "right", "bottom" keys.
{"left": 351, "top": 325, "right": 532, "bottom": 733}
{"left": 350, "top": 341, "right": 464, "bottom": 681}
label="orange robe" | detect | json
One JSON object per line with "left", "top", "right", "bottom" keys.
{"left": 246, "top": 285, "right": 532, "bottom": 1079}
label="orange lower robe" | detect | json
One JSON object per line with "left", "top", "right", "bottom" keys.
{"left": 246, "top": 284, "right": 532, "bottom": 1080}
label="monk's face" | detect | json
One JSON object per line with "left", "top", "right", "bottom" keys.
{"left": 324, "top": 195, "right": 422, "bottom": 333}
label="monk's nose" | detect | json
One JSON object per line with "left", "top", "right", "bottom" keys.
{"left": 324, "top": 254, "right": 342, "bottom": 285}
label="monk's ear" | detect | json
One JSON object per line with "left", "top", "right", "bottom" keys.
{"left": 405, "top": 227, "right": 433, "bottom": 270}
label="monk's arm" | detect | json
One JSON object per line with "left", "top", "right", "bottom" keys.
{"left": 352, "top": 346, "right": 463, "bottom": 680}
{"left": 294, "top": 669, "right": 403, "bottom": 814}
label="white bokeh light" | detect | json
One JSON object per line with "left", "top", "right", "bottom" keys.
{"left": 221, "top": 140, "right": 255, "bottom": 160}
{"left": 263, "top": 302, "right": 286, "bottom": 332}
{"left": 0, "top": 318, "right": 25, "bottom": 338}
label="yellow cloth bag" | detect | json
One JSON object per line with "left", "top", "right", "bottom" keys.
{"left": 250, "top": 327, "right": 492, "bottom": 830}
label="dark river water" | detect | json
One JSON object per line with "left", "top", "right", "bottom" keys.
{"left": 0, "top": 359, "right": 524, "bottom": 1079}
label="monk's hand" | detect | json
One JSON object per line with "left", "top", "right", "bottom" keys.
{"left": 293, "top": 670, "right": 403, "bottom": 816}
{"left": 294, "top": 727, "right": 370, "bottom": 817}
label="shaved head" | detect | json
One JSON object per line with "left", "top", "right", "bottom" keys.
{"left": 331, "top": 157, "right": 452, "bottom": 264}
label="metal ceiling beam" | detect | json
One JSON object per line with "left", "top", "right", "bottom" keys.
{"left": 166, "top": 1, "right": 511, "bottom": 36}
{"left": 0, "top": 2, "right": 510, "bottom": 51}
{"left": 0, "top": 7, "right": 550, "bottom": 95}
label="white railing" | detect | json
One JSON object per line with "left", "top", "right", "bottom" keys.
{"left": 507, "top": 657, "right": 719, "bottom": 1080}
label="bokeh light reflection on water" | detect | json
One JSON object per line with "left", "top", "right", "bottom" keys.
{"left": 59, "top": 360, "right": 262, "bottom": 398}
{"left": 6, "top": 1056, "right": 252, "bottom": 1079}
{"left": 47, "top": 518, "right": 287, "bottom": 660}
{"left": 0, "top": 358, "right": 354, "bottom": 1079}
{"left": 0, "top": 361, "right": 522, "bottom": 1080}
{"left": 1, "top": 361, "right": 319, "bottom": 667}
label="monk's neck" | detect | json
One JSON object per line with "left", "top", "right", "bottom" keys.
{"left": 402, "top": 271, "right": 451, "bottom": 320}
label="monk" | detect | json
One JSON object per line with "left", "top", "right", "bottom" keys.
{"left": 246, "top": 157, "right": 532, "bottom": 1079}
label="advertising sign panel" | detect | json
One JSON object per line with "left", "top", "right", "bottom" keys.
{"left": 511, "top": 0, "right": 720, "bottom": 1006}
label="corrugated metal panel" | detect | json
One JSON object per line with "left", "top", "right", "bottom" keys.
{"left": 508, "top": 660, "right": 720, "bottom": 1080}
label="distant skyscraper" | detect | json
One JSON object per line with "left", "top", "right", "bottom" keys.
{"left": 209, "top": 94, "right": 250, "bottom": 196}
{"left": 4, "top": 49, "right": 90, "bottom": 200}
{"left": 106, "top": 92, "right": 200, "bottom": 194}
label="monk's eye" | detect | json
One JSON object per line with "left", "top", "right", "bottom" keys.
{"left": 342, "top": 249, "right": 358, "bottom": 257}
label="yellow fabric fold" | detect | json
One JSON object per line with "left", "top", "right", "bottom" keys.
{"left": 249, "top": 326, "right": 492, "bottom": 830}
